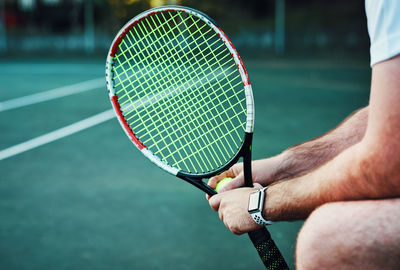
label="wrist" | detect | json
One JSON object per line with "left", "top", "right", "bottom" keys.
{"left": 262, "top": 185, "right": 275, "bottom": 221}
{"left": 248, "top": 186, "right": 274, "bottom": 226}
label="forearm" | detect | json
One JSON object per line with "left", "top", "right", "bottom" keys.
{"left": 271, "top": 107, "right": 368, "bottom": 181}
{"left": 264, "top": 140, "right": 399, "bottom": 221}
{"left": 265, "top": 56, "right": 400, "bottom": 221}
{"left": 264, "top": 142, "right": 363, "bottom": 220}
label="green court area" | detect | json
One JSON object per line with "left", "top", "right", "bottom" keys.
{"left": 0, "top": 55, "right": 370, "bottom": 269}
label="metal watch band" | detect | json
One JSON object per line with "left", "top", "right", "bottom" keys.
{"left": 250, "top": 186, "right": 274, "bottom": 226}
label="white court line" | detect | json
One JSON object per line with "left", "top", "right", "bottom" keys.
{"left": 0, "top": 77, "right": 104, "bottom": 112}
{"left": 0, "top": 70, "right": 231, "bottom": 161}
{"left": 0, "top": 109, "right": 115, "bottom": 161}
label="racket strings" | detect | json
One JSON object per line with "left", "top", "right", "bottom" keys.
{"left": 116, "top": 15, "right": 214, "bottom": 170}
{"left": 133, "top": 18, "right": 210, "bottom": 170}
{"left": 120, "top": 17, "right": 206, "bottom": 169}
{"left": 122, "top": 31, "right": 229, "bottom": 122}
{"left": 146, "top": 16, "right": 239, "bottom": 170}
{"left": 115, "top": 13, "right": 242, "bottom": 171}
{"left": 123, "top": 14, "right": 224, "bottom": 170}
{"left": 133, "top": 13, "right": 243, "bottom": 166}
{"left": 150, "top": 33, "right": 244, "bottom": 170}
{"left": 117, "top": 15, "right": 224, "bottom": 127}
{"left": 114, "top": 13, "right": 207, "bottom": 93}
{"left": 140, "top": 14, "right": 230, "bottom": 170}
{"left": 117, "top": 16, "right": 201, "bottom": 166}
{"left": 172, "top": 12, "right": 246, "bottom": 159}
{"left": 116, "top": 17, "right": 220, "bottom": 109}
{"left": 115, "top": 12, "right": 242, "bottom": 171}
{"left": 112, "top": 10, "right": 247, "bottom": 173}
{"left": 118, "top": 14, "right": 233, "bottom": 158}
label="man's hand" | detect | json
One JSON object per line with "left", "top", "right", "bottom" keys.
{"left": 207, "top": 157, "right": 283, "bottom": 194}
{"left": 208, "top": 184, "right": 263, "bottom": 235}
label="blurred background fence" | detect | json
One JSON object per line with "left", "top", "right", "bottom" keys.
{"left": 0, "top": 0, "right": 369, "bottom": 57}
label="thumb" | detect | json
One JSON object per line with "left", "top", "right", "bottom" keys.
{"left": 253, "top": 183, "right": 263, "bottom": 189}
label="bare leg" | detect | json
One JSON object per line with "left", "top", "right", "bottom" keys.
{"left": 296, "top": 198, "right": 400, "bottom": 270}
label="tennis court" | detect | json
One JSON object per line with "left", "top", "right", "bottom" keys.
{"left": 0, "top": 54, "right": 370, "bottom": 269}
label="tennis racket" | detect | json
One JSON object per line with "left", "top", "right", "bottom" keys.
{"left": 105, "top": 5, "right": 288, "bottom": 269}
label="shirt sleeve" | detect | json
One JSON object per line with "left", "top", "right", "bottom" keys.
{"left": 366, "top": 0, "right": 400, "bottom": 66}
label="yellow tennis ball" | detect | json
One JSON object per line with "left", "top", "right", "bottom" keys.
{"left": 215, "top": 177, "right": 233, "bottom": 192}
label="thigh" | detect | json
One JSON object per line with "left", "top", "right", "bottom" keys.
{"left": 296, "top": 198, "right": 400, "bottom": 270}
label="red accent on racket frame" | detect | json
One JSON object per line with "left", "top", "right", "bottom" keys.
{"left": 217, "top": 27, "right": 251, "bottom": 86}
{"left": 110, "top": 17, "right": 147, "bottom": 57}
{"left": 111, "top": 95, "right": 146, "bottom": 150}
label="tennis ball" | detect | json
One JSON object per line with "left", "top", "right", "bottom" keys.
{"left": 215, "top": 177, "right": 233, "bottom": 192}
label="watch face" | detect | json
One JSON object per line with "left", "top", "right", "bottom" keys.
{"left": 248, "top": 191, "right": 261, "bottom": 213}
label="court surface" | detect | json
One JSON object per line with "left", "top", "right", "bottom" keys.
{"left": 0, "top": 54, "right": 370, "bottom": 269}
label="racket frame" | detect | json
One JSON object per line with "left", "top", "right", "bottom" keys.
{"left": 106, "top": 5, "right": 255, "bottom": 193}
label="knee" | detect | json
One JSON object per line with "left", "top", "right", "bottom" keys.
{"left": 296, "top": 203, "right": 354, "bottom": 270}
{"left": 296, "top": 200, "right": 400, "bottom": 270}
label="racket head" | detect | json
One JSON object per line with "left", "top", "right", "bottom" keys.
{"left": 106, "top": 5, "right": 254, "bottom": 179}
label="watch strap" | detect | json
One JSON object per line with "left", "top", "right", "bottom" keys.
{"left": 250, "top": 186, "right": 274, "bottom": 226}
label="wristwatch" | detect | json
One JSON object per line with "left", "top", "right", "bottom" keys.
{"left": 248, "top": 186, "right": 274, "bottom": 226}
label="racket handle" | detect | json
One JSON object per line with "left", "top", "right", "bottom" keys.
{"left": 248, "top": 228, "right": 289, "bottom": 269}
{"left": 212, "top": 177, "right": 288, "bottom": 268}
{"left": 181, "top": 171, "right": 290, "bottom": 268}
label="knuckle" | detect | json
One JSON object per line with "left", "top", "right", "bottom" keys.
{"left": 218, "top": 210, "right": 224, "bottom": 221}
{"left": 231, "top": 225, "right": 242, "bottom": 235}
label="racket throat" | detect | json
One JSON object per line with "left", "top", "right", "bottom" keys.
{"left": 177, "top": 174, "right": 217, "bottom": 196}
{"left": 242, "top": 132, "right": 253, "bottom": 188}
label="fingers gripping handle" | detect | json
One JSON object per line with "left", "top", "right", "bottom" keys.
{"left": 215, "top": 177, "right": 289, "bottom": 269}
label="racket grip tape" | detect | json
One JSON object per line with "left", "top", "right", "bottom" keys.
{"left": 248, "top": 228, "right": 289, "bottom": 269}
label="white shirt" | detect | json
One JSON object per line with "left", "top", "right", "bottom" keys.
{"left": 365, "top": 0, "right": 400, "bottom": 66}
